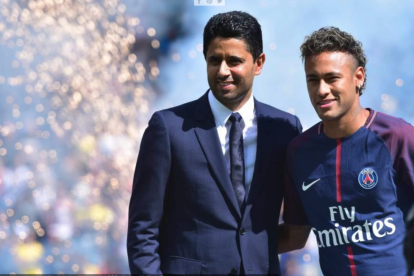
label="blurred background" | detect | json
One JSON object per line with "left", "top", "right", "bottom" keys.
{"left": 0, "top": 0, "right": 413, "bottom": 274}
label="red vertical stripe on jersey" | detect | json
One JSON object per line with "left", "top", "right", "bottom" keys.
{"left": 347, "top": 246, "right": 358, "bottom": 276}
{"left": 336, "top": 139, "right": 342, "bottom": 202}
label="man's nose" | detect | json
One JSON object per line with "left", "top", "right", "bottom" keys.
{"left": 317, "top": 80, "right": 330, "bottom": 96}
{"left": 218, "top": 61, "right": 230, "bottom": 77}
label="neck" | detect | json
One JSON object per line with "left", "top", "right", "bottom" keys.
{"left": 323, "top": 105, "right": 370, "bottom": 139}
{"left": 223, "top": 90, "right": 252, "bottom": 111}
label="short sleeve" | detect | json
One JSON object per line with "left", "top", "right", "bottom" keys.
{"left": 371, "top": 114, "right": 414, "bottom": 216}
{"left": 394, "top": 122, "right": 414, "bottom": 215}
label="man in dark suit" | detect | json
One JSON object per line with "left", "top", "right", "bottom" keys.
{"left": 127, "top": 11, "right": 310, "bottom": 275}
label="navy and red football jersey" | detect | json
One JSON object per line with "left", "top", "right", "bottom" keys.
{"left": 284, "top": 109, "right": 414, "bottom": 276}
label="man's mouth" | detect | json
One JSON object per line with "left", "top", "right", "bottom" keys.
{"left": 218, "top": 81, "right": 235, "bottom": 90}
{"left": 317, "top": 99, "right": 336, "bottom": 108}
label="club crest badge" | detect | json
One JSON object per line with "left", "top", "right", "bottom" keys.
{"left": 358, "top": 168, "right": 378, "bottom": 189}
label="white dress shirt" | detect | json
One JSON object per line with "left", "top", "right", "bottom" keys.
{"left": 208, "top": 90, "right": 258, "bottom": 200}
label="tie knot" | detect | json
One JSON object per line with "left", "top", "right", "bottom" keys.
{"left": 229, "top": 112, "right": 242, "bottom": 123}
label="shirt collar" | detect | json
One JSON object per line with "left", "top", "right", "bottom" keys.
{"left": 208, "top": 89, "right": 255, "bottom": 127}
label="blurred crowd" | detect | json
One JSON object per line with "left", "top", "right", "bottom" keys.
{"left": 0, "top": 0, "right": 178, "bottom": 273}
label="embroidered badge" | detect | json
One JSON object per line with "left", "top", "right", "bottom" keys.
{"left": 358, "top": 168, "right": 378, "bottom": 189}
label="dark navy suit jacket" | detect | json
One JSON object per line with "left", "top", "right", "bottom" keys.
{"left": 127, "top": 92, "right": 302, "bottom": 274}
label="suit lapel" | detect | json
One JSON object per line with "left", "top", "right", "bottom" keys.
{"left": 193, "top": 93, "right": 242, "bottom": 219}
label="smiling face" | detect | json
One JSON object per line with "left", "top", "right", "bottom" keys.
{"left": 305, "top": 51, "right": 365, "bottom": 124}
{"left": 206, "top": 37, "right": 265, "bottom": 111}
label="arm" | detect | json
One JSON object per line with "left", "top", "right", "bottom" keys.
{"left": 279, "top": 135, "right": 311, "bottom": 254}
{"left": 372, "top": 118, "right": 414, "bottom": 214}
{"left": 392, "top": 121, "right": 414, "bottom": 215}
{"left": 127, "top": 112, "right": 171, "bottom": 274}
{"left": 396, "top": 123, "right": 414, "bottom": 214}
{"left": 277, "top": 222, "right": 311, "bottom": 254}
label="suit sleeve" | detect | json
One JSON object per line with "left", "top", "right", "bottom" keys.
{"left": 294, "top": 115, "right": 303, "bottom": 136}
{"left": 127, "top": 111, "right": 171, "bottom": 274}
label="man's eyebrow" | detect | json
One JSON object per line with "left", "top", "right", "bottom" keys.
{"left": 324, "top": 72, "right": 342, "bottom": 77}
{"left": 228, "top": 55, "right": 243, "bottom": 59}
{"left": 306, "top": 72, "right": 342, "bottom": 78}
{"left": 306, "top": 73, "right": 319, "bottom": 78}
{"left": 207, "top": 55, "right": 245, "bottom": 62}
{"left": 207, "top": 55, "right": 220, "bottom": 60}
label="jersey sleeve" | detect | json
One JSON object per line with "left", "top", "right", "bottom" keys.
{"left": 283, "top": 147, "right": 309, "bottom": 225}
{"left": 393, "top": 121, "right": 414, "bottom": 214}
{"left": 372, "top": 114, "right": 414, "bottom": 216}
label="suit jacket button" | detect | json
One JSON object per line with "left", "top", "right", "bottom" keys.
{"left": 240, "top": 228, "right": 246, "bottom": 235}
{"left": 231, "top": 268, "right": 238, "bottom": 274}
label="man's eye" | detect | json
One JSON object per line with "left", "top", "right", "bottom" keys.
{"left": 209, "top": 58, "right": 220, "bottom": 64}
{"left": 228, "top": 59, "right": 242, "bottom": 65}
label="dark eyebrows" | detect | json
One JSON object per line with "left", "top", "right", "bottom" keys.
{"left": 306, "top": 73, "right": 318, "bottom": 79}
{"left": 306, "top": 72, "right": 342, "bottom": 79}
{"left": 228, "top": 55, "right": 244, "bottom": 61}
{"left": 324, "top": 72, "right": 342, "bottom": 77}
{"left": 207, "top": 54, "right": 245, "bottom": 62}
{"left": 207, "top": 55, "right": 220, "bottom": 62}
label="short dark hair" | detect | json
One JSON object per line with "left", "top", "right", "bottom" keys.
{"left": 300, "top": 27, "right": 367, "bottom": 95}
{"left": 203, "top": 11, "right": 263, "bottom": 61}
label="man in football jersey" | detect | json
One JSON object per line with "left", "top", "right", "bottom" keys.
{"left": 283, "top": 27, "right": 414, "bottom": 275}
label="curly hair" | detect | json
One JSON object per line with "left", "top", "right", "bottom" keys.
{"left": 203, "top": 11, "right": 263, "bottom": 61}
{"left": 300, "top": 27, "right": 367, "bottom": 95}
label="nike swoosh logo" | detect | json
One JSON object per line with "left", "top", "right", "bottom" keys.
{"left": 302, "top": 179, "right": 321, "bottom": 191}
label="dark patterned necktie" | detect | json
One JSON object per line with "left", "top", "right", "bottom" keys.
{"left": 228, "top": 112, "right": 245, "bottom": 208}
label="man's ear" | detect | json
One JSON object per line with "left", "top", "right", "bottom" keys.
{"left": 254, "top": 53, "right": 266, "bottom": 76}
{"left": 354, "top": 66, "right": 365, "bottom": 93}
